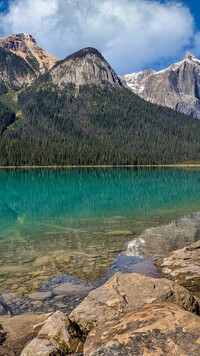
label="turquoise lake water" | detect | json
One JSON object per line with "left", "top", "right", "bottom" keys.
{"left": 0, "top": 168, "right": 200, "bottom": 295}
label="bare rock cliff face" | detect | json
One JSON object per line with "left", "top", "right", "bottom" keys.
{"left": 122, "top": 52, "right": 200, "bottom": 119}
{"left": 50, "top": 47, "right": 122, "bottom": 88}
{"left": 0, "top": 47, "right": 36, "bottom": 91}
{"left": 0, "top": 33, "right": 58, "bottom": 74}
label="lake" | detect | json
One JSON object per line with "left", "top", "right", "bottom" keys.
{"left": 0, "top": 167, "right": 200, "bottom": 296}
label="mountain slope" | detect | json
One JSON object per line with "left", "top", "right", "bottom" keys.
{"left": 0, "top": 46, "right": 200, "bottom": 166}
{"left": 0, "top": 46, "right": 36, "bottom": 92}
{"left": 0, "top": 47, "right": 200, "bottom": 166}
{"left": 122, "top": 52, "right": 200, "bottom": 119}
{"left": 0, "top": 33, "right": 58, "bottom": 74}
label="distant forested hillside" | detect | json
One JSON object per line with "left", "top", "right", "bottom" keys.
{"left": 0, "top": 79, "right": 200, "bottom": 166}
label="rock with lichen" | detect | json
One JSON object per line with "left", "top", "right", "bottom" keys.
{"left": 155, "top": 240, "right": 200, "bottom": 294}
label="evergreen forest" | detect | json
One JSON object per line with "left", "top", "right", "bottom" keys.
{"left": 0, "top": 78, "right": 200, "bottom": 166}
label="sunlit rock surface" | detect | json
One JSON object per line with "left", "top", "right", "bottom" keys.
{"left": 122, "top": 52, "right": 200, "bottom": 119}
{"left": 69, "top": 272, "right": 199, "bottom": 334}
{"left": 84, "top": 303, "right": 200, "bottom": 356}
{"left": 155, "top": 240, "right": 200, "bottom": 295}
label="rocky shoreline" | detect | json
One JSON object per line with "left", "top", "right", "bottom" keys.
{"left": 0, "top": 255, "right": 159, "bottom": 318}
{"left": 155, "top": 240, "right": 200, "bottom": 297}
{"left": 0, "top": 240, "right": 199, "bottom": 355}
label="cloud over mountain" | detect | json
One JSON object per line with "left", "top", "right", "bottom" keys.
{"left": 0, "top": 0, "right": 199, "bottom": 73}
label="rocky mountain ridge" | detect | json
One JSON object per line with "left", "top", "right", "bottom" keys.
{"left": 0, "top": 46, "right": 36, "bottom": 92}
{"left": 0, "top": 33, "right": 58, "bottom": 74}
{"left": 1, "top": 35, "right": 200, "bottom": 165}
{"left": 0, "top": 33, "right": 59, "bottom": 92}
{"left": 50, "top": 47, "right": 122, "bottom": 88}
{"left": 122, "top": 52, "right": 200, "bottom": 119}
{"left": 0, "top": 36, "right": 121, "bottom": 92}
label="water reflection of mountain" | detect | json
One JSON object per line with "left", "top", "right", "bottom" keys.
{"left": 126, "top": 212, "right": 200, "bottom": 259}
{"left": 1, "top": 168, "right": 200, "bottom": 223}
{"left": 0, "top": 199, "right": 18, "bottom": 228}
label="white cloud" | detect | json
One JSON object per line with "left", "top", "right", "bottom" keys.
{"left": 0, "top": 0, "right": 198, "bottom": 74}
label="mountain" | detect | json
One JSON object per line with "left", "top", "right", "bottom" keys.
{"left": 0, "top": 33, "right": 58, "bottom": 74}
{"left": 1, "top": 46, "right": 200, "bottom": 166}
{"left": 50, "top": 47, "right": 122, "bottom": 88}
{"left": 0, "top": 46, "right": 36, "bottom": 92}
{"left": 0, "top": 33, "right": 59, "bottom": 93}
{"left": 122, "top": 52, "right": 200, "bottom": 119}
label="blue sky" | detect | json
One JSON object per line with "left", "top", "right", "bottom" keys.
{"left": 0, "top": 0, "right": 199, "bottom": 74}
{"left": 0, "top": 0, "right": 8, "bottom": 12}
{"left": 181, "top": 1, "right": 200, "bottom": 27}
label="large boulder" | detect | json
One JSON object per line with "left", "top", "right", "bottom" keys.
{"left": 155, "top": 240, "right": 200, "bottom": 294}
{"left": 0, "top": 312, "right": 49, "bottom": 355}
{"left": 84, "top": 302, "right": 200, "bottom": 356}
{"left": 21, "top": 311, "right": 83, "bottom": 355}
{"left": 69, "top": 272, "right": 199, "bottom": 334}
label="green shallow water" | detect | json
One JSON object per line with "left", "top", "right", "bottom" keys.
{"left": 0, "top": 167, "right": 200, "bottom": 295}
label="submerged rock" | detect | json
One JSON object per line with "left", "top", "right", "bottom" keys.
{"left": 0, "top": 302, "right": 7, "bottom": 316}
{"left": 69, "top": 272, "right": 199, "bottom": 334}
{"left": 28, "top": 292, "right": 53, "bottom": 301}
{"left": 126, "top": 212, "right": 200, "bottom": 259}
{"left": 155, "top": 240, "right": 200, "bottom": 294}
{"left": 52, "top": 282, "right": 92, "bottom": 296}
{"left": 21, "top": 311, "right": 84, "bottom": 355}
{"left": 84, "top": 302, "right": 200, "bottom": 356}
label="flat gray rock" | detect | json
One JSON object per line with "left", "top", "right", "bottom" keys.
{"left": 53, "top": 282, "right": 92, "bottom": 296}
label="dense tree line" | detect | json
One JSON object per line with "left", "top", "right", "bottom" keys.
{"left": 0, "top": 79, "right": 200, "bottom": 165}
{"left": 0, "top": 102, "right": 16, "bottom": 135}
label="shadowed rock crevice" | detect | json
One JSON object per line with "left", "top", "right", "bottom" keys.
{"left": 0, "top": 324, "right": 6, "bottom": 345}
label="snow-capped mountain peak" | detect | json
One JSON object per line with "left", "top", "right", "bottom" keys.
{"left": 122, "top": 52, "right": 200, "bottom": 119}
